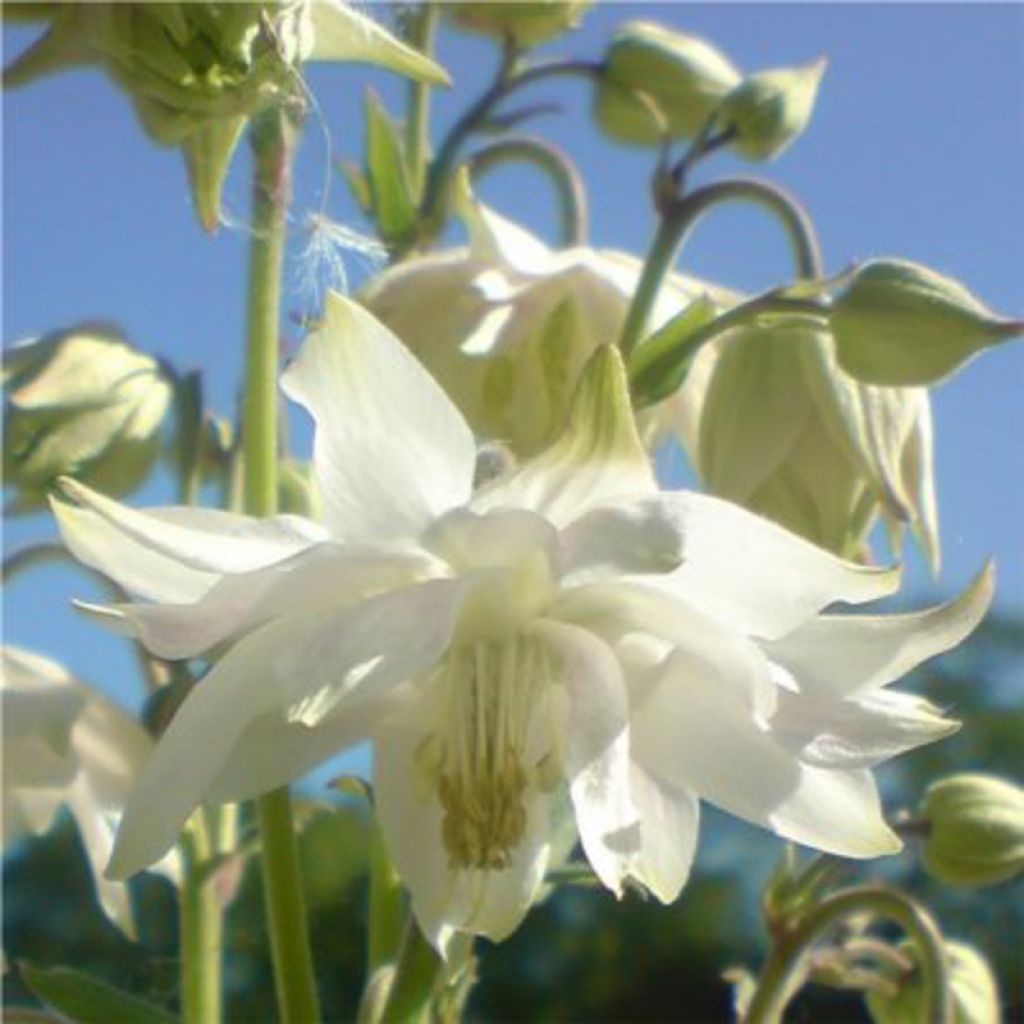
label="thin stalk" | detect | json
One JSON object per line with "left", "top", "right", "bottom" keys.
{"left": 379, "top": 919, "right": 444, "bottom": 1023}
{"left": 402, "top": 2, "right": 439, "bottom": 196}
{"left": 744, "top": 887, "right": 951, "bottom": 1024}
{"left": 618, "top": 177, "right": 822, "bottom": 360}
{"left": 179, "top": 813, "right": 222, "bottom": 1024}
{"left": 470, "top": 135, "right": 588, "bottom": 245}
{"left": 244, "top": 108, "right": 320, "bottom": 1024}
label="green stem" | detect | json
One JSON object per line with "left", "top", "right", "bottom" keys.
{"left": 743, "top": 887, "right": 951, "bottom": 1024}
{"left": 244, "top": 108, "right": 320, "bottom": 1024}
{"left": 618, "top": 177, "right": 822, "bottom": 360}
{"left": 402, "top": 2, "right": 439, "bottom": 197}
{"left": 470, "top": 135, "right": 588, "bottom": 246}
{"left": 416, "top": 57, "right": 602, "bottom": 245}
{"left": 380, "top": 919, "right": 444, "bottom": 1023}
{"left": 179, "top": 813, "right": 222, "bottom": 1024}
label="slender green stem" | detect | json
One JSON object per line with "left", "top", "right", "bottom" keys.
{"left": 416, "top": 57, "right": 602, "bottom": 245}
{"left": 470, "top": 135, "right": 588, "bottom": 245}
{"left": 244, "top": 108, "right": 320, "bottom": 1024}
{"left": 379, "top": 919, "right": 444, "bottom": 1023}
{"left": 402, "top": 2, "right": 439, "bottom": 197}
{"left": 743, "top": 887, "right": 951, "bottom": 1024}
{"left": 179, "top": 813, "right": 222, "bottom": 1024}
{"left": 618, "top": 177, "right": 822, "bottom": 360}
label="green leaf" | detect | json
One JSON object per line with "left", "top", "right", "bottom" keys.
{"left": 364, "top": 90, "right": 418, "bottom": 244}
{"left": 627, "top": 295, "right": 718, "bottom": 407}
{"left": 20, "top": 964, "right": 178, "bottom": 1024}
{"left": 338, "top": 159, "right": 372, "bottom": 215}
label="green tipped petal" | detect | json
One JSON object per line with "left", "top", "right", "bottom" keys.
{"left": 182, "top": 116, "right": 246, "bottom": 233}
{"left": 308, "top": 0, "right": 449, "bottom": 85}
{"left": 2, "top": 8, "right": 91, "bottom": 89}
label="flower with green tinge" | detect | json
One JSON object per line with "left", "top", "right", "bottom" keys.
{"left": 54, "top": 294, "right": 992, "bottom": 951}
{"left": 594, "top": 21, "right": 740, "bottom": 146}
{"left": 3, "top": 1, "right": 447, "bottom": 230}
{"left": 1, "top": 646, "right": 178, "bottom": 937}
{"left": 667, "top": 318, "right": 941, "bottom": 570}
{"left": 866, "top": 940, "right": 1000, "bottom": 1024}
{"left": 3, "top": 325, "right": 171, "bottom": 514}
{"left": 918, "top": 773, "right": 1024, "bottom": 887}
{"left": 360, "top": 177, "right": 735, "bottom": 457}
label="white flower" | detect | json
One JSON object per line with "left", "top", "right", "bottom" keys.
{"left": 53, "top": 294, "right": 992, "bottom": 952}
{"left": 1, "top": 646, "right": 177, "bottom": 936}
{"left": 360, "top": 177, "right": 735, "bottom": 456}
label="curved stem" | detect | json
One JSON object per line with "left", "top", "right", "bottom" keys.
{"left": 402, "top": 3, "right": 439, "bottom": 197}
{"left": 417, "top": 57, "right": 602, "bottom": 244}
{"left": 245, "top": 108, "right": 321, "bottom": 1024}
{"left": 618, "top": 177, "right": 822, "bottom": 360}
{"left": 379, "top": 919, "right": 444, "bottom": 1023}
{"left": 470, "top": 135, "right": 588, "bottom": 245}
{"left": 744, "top": 887, "right": 951, "bottom": 1024}
{"left": 179, "top": 812, "right": 222, "bottom": 1024}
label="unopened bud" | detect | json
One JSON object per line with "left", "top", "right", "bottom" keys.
{"left": 3, "top": 327, "right": 171, "bottom": 512}
{"left": 595, "top": 22, "right": 740, "bottom": 145}
{"left": 831, "top": 259, "right": 1024, "bottom": 385}
{"left": 918, "top": 773, "right": 1024, "bottom": 887}
{"left": 866, "top": 940, "right": 999, "bottom": 1024}
{"left": 718, "top": 58, "right": 826, "bottom": 161}
{"left": 447, "top": 1, "right": 592, "bottom": 48}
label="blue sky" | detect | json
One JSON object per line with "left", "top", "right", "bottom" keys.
{"left": 4, "top": 3, "right": 1023, "bottom": 720}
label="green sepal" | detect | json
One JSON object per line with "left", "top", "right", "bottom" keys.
{"left": 19, "top": 963, "right": 178, "bottom": 1024}
{"left": 364, "top": 89, "right": 418, "bottom": 245}
{"left": 181, "top": 116, "right": 247, "bottom": 233}
{"left": 627, "top": 295, "right": 718, "bottom": 407}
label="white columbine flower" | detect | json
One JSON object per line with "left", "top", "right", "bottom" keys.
{"left": 53, "top": 294, "right": 992, "bottom": 952}
{"left": 1, "top": 646, "right": 177, "bottom": 936}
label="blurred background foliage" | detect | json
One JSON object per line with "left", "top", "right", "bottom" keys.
{"left": 5, "top": 612, "right": 1021, "bottom": 1022}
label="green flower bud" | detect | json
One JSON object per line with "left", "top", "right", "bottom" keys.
{"left": 831, "top": 259, "right": 1024, "bottom": 386}
{"left": 4, "top": 2, "right": 446, "bottom": 230}
{"left": 866, "top": 940, "right": 999, "bottom": 1024}
{"left": 446, "top": 1, "right": 592, "bottom": 48}
{"left": 595, "top": 22, "right": 740, "bottom": 146}
{"left": 718, "top": 58, "right": 826, "bottom": 161}
{"left": 3, "top": 326, "right": 171, "bottom": 512}
{"left": 918, "top": 773, "right": 1024, "bottom": 887}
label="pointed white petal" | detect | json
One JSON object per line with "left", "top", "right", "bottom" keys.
{"left": 632, "top": 647, "right": 900, "bottom": 858}
{"left": 559, "top": 498, "right": 686, "bottom": 584}
{"left": 308, "top": 0, "right": 449, "bottom": 85}
{"left": 373, "top": 705, "right": 550, "bottom": 951}
{"left": 770, "top": 688, "right": 958, "bottom": 769}
{"left": 51, "top": 497, "right": 218, "bottom": 603}
{"left": 108, "top": 614, "right": 320, "bottom": 878}
{"left": 112, "top": 544, "right": 432, "bottom": 660}
{"left": 279, "top": 578, "right": 468, "bottom": 726}
{"left": 475, "top": 346, "right": 655, "bottom": 525}
{"left": 763, "top": 562, "right": 994, "bottom": 698}
{"left": 638, "top": 491, "right": 900, "bottom": 640}
{"left": 282, "top": 294, "right": 476, "bottom": 543}
{"left": 54, "top": 478, "right": 323, "bottom": 582}
{"left": 534, "top": 621, "right": 639, "bottom": 896}
{"left": 629, "top": 764, "right": 700, "bottom": 904}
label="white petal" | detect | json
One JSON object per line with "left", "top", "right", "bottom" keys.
{"left": 281, "top": 294, "right": 476, "bottom": 543}
{"left": 632, "top": 648, "right": 900, "bottom": 858}
{"left": 629, "top": 764, "right": 700, "bottom": 904}
{"left": 475, "top": 346, "right": 655, "bottom": 525}
{"left": 637, "top": 490, "right": 900, "bottom": 640}
{"left": 108, "top": 613, "right": 320, "bottom": 878}
{"left": 558, "top": 498, "right": 686, "bottom": 584}
{"left": 770, "top": 688, "right": 958, "bottom": 769}
{"left": 51, "top": 496, "right": 218, "bottom": 603}
{"left": 762, "top": 562, "right": 994, "bottom": 698}
{"left": 54, "top": 478, "right": 323, "bottom": 580}
{"left": 109, "top": 544, "right": 432, "bottom": 660}
{"left": 534, "top": 620, "right": 639, "bottom": 896}
{"left": 279, "top": 578, "right": 469, "bottom": 726}
{"left": 71, "top": 696, "right": 152, "bottom": 809}
{"left": 373, "top": 705, "right": 550, "bottom": 952}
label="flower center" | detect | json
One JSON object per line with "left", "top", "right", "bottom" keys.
{"left": 420, "top": 635, "right": 559, "bottom": 871}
